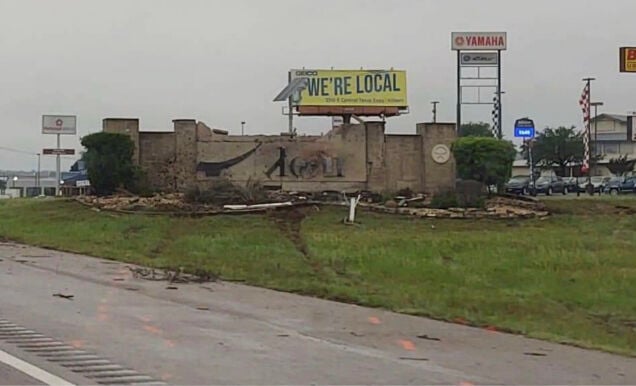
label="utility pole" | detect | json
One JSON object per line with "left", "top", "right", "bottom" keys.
{"left": 431, "top": 101, "right": 439, "bottom": 123}
{"left": 582, "top": 77, "right": 595, "bottom": 195}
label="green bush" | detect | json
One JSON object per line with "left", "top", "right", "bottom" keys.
{"left": 125, "top": 168, "right": 154, "bottom": 197}
{"left": 429, "top": 190, "right": 459, "bottom": 209}
{"left": 452, "top": 137, "right": 516, "bottom": 191}
{"left": 81, "top": 132, "right": 136, "bottom": 196}
{"left": 184, "top": 178, "right": 268, "bottom": 206}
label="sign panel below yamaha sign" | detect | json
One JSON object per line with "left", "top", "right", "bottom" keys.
{"left": 42, "top": 115, "right": 77, "bottom": 135}
{"left": 514, "top": 118, "right": 535, "bottom": 138}
{"left": 452, "top": 32, "right": 507, "bottom": 51}
{"left": 460, "top": 52, "right": 499, "bottom": 66}
{"left": 619, "top": 47, "right": 636, "bottom": 73}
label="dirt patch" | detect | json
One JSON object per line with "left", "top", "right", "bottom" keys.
{"left": 268, "top": 206, "right": 313, "bottom": 257}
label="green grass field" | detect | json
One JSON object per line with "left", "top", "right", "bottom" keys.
{"left": 0, "top": 198, "right": 635, "bottom": 355}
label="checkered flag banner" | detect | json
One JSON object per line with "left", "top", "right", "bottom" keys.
{"left": 492, "top": 95, "right": 499, "bottom": 136}
{"left": 579, "top": 83, "right": 591, "bottom": 172}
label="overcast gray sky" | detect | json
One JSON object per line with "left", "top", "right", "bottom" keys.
{"left": 1, "top": 0, "right": 635, "bottom": 171}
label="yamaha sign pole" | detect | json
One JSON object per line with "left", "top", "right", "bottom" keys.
{"left": 514, "top": 118, "right": 536, "bottom": 194}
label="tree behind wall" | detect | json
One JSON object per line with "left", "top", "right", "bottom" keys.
{"left": 607, "top": 155, "right": 636, "bottom": 177}
{"left": 521, "top": 126, "right": 584, "bottom": 177}
{"left": 81, "top": 132, "right": 136, "bottom": 195}
{"left": 458, "top": 122, "right": 494, "bottom": 138}
{"left": 451, "top": 137, "right": 517, "bottom": 190}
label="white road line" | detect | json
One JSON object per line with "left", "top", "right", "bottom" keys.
{"left": 0, "top": 347, "right": 75, "bottom": 386}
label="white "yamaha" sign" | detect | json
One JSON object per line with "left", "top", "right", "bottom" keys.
{"left": 452, "top": 32, "right": 507, "bottom": 51}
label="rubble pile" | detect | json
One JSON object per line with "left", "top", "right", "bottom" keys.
{"left": 363, "top": 195, "right": 549, "bottom": 219}
{"left": 77, "top": 194, "right": 196, "bottom": 212}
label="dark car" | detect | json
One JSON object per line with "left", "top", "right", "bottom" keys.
{"left": 532, "top": 175, "right": 568, "bottom": 195}
{"left": 505, "top": 176, "right": 531, "bottom": 195}
{"left": 604, "top": 176, "right": 636, "bottom": 195}
{"left": 563, "top": 177, "right": 580, "bottom": 192}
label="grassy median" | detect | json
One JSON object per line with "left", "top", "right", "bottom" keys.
{"left": 0, "top": 198, "right": 635, "bottom": 355}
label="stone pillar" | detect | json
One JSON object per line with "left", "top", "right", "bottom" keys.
{"left": 174, "top": 119, "right": 197, "bottom": 191}
{"left": 365, "top": 121, "right": 387, "bottom": 192}
{"left": 417, "top": 122, "right": 457, "bottom": 195}
{"left": 102, "top": 118, "right": 140, "bottom": 165}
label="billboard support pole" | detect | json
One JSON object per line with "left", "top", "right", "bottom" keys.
{"left": 56, "top": 134, "right": 61, "bottom": 197}
{"left": 37, "top": 153, "right": 41, "bottom": 196}
{"left": 287, "top": 71, "right": 294, "bottom": 135}
{"left": 456, "top": 50, "right": 461, "bottom": 131}
{"left": 497, "top": 50, "right": 503, "bottom": 139}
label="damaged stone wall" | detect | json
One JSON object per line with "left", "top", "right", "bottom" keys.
{"left": 195, "top": 124, "right": 368, "bottom": 192}
{"left": 103, "top": 118, "right": 457, "bottom": 194}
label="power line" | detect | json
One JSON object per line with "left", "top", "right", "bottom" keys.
{"left": 0, "top": 146, "right": 37, "bottom": 156}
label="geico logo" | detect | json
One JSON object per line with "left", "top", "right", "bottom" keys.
{"left": 295, "top": 71, "right": 318, "bottom": 76}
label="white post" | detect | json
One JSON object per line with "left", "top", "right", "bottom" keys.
{"left": 347, "top": 194, "right": 361, "bottom": 223}
{"left": 56, "top": 134, "right": 61, "bottom": 196}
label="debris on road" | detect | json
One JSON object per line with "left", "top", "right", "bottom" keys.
{"left": 52, "top": 293, "right": 74, "bottom": 300}
{"left": 416, "top": 334, "right": 441, "bottom": 341}
{"left": 524, "top": 352, "right": 548, "bottom": 357}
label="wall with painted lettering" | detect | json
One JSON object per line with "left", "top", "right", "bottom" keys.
{"left": 195, "top": 125, "right": 368, "bottom": 191}
{"left": 104, "top": 118, "right": 457, "bottom": 194}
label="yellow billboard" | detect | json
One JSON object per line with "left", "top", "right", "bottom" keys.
{"left": 290, "top": 69, "right": 407, "bottom": 107}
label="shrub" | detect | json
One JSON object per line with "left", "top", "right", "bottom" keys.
{"left": 184, "top": 178, "right": 268, "bottom": 206}
{"left": 429, "top": 190, "right": 459, "bottom": 209}
{"left": 452, "top": 137, "right": 516, "bottom": 191}
{"left": 81, "top": 132, "right": 136, "bottom": 196}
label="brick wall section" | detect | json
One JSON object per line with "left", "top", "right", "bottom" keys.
{"left": 417, "top": 122, "right": 457, "bottom": 194}
{"left": 102, "top": 118, "right": 140, "bottom": 164}
{"left": 139, "top": 132, "right": 177, "bottom": 190}
{"left": 384, "top": 135, "right": 424, "bottom": 192}
{"left": 174, "top": 119, "right": 197, "bottom": 191}
{"left": 365, "top": 121, "right": 387, "bottom": 192}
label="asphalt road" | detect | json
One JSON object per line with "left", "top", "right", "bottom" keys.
{"left": 0, "top": 361, "right": 44, "bottom": 385}
{"left": 0, "top": 242, "right": 634, "bottom": 385}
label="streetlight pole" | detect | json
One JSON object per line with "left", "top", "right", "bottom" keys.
{"left": 431, "top": 101, "right": 439, "bottom": 123}
{"left": 241, "top": 121, "right": 245, "bottom": 136}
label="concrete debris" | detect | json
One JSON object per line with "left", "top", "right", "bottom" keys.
{"left": 77, "top": 192, "right": 547, "bottom": 220}
{"left": 362, "top": 195, "right": 549, "bottom": 219}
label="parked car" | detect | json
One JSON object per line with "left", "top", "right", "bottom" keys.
{"left": 604, "top": 176, "right": 636, "bottom": 195}
{"left": 532, "top": 175, "right": 567, "bottom": 195}
{"left": 563, "top": 177, "right": 580, "bottom": 192}
{"left": 577, "top": 176, "right": 609, "bottom": 193}
{"left": 505, "top": 176, "right": 531, "bottom": 195}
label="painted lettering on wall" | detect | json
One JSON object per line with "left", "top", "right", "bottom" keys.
{"left": 196, "top": 143, "right": 261, "bottom": 177}
{"left": 265, "top": 149, "right": 344, "bottom": 179}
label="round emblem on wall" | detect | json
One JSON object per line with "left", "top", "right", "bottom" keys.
{"left": 431, "top": 144, "right": 450, "bottom": 164}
